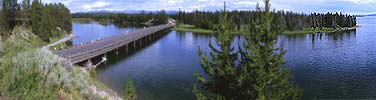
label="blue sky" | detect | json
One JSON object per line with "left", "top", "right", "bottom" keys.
{"left": 39, "top": 0, "right": 376, "bottom": 14}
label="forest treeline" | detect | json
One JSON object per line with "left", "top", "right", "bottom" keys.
{"left": 170, "top": 7, "right": 357, "bottom": 31}
{"left": 72, "top": 10, "right": 169, "bottom": 25}
{"left": 1, "top": 0, "right": 72, "bottom": 42}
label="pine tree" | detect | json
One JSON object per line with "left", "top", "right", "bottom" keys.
{"left": 40, "top": 4, "right": 53, "bottom": 41}
{"left": 243, "top": 0, "right": 301, "bottom": 99}
{"left": 31, "top": 0, "right": 44, "bottom": 40}
{"left": 1, "top": 0, "right": 18, "bottom": 36}
{"left": 59, "top": 3, "right": 72, "bottom": 34}
{"left": 194, "top": 0, "right": 302, "bottom": 100}
{"left": 193, "top": 2, "right": 243, "bottom": 100}
{"left": 152, "top": 10, "right": 168, "bottom": 25}
{"left": 21, "top": 0, "right": 31, "bottom": 26}
{"left": 30, "top": 1, "right": 71, "bottom": 41}
{"left": 124, "top": 76, "right": 137, "bottom": 100}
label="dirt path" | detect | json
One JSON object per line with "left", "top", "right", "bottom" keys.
{"left": 42, "top": 34, "right": 76, "bottom": 50}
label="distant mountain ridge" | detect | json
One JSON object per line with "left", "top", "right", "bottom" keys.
{"left": 356, "top": 14, "right": 376, "bottom": 17}
{"left": 74, "top": 10, "right": 179, "bottom": 14}
{"left": 365, "top": 14, "right": 376, "bottom": 16}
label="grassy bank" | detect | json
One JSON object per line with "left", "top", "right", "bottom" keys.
{"left": 172, "top": 24, "right": 214, "bottom": 33}
{"left": 282, "top": 27, "right": 356, "bottom": 35}
{"left": 172, "top": 24, "right": 245, "bottom": 34}
{"left": 72, "top": 18, "right": 94, "bottom": 22}
{"left": 0, "top": 26, "right": 122, "bottom": 100}
{"left": 173, "top": 24, "right": 356, "bottom": 35}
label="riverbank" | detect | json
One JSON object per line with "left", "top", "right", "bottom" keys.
{"left": 173, "top": 24, "right": 357, "bottom": 35}
{"left": 172, "top": 24, "right": 246, "bottom": 34}
{"left": 0, "top": 26, "right": 123, "bottom": 100}
{"left": 172, "top": 24, "right": 214, "bottom": 33}
{"left": 282, "top": 27, "right": 357, "bottom": 35}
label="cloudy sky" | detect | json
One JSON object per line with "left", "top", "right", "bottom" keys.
{"left": 39, "top": 0, "right": 376, "bottom": 14}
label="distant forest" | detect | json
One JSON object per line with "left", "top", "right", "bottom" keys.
{"left": 170, "top": 9, "right": 357, "bottom": 31}
{"left": 72, "top": 9, "right": 357, "bottom": 32}
{"left": 72, "top": 10, "right": 169, "bottom": 25}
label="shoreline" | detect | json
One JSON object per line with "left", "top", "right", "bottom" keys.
{"left": 173, "top": 24, "right": 357, "bottom": 35}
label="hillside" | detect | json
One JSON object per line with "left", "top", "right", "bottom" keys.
{"left": 0, "top": 26, "right": 123, "bottom": 100}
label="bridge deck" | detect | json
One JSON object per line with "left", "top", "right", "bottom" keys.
{"left": 55, "top": 24, "right": 175, "bottom": 64}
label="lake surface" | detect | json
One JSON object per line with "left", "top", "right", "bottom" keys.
{"left": 73, "top": 17, "right": 376, "bottom": 99}
{"left": 72, "top": 21, "right": 142, "bottom": 45}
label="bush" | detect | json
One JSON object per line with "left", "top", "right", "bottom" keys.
{"left": 0, "top": 26, "right": 111, "bottom": 100}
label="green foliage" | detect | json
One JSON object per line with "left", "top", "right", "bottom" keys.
{"left": 282, "top": 27, "right": 342, "bottom": 35}
{"left": 193, "top": 2, "right": 246, "bottom": 100}
{"left": 310, "top": 12, "right": 357, "bottom": 29}
{"left": 31, "top": 0, "right": 43, "bottom": 38}
{"left": 152, "top": 10, "right": 169, "bottom": 25}
{"left": 0, "top": 27, "right": 82, "bottom": 99}
{"left": 124, "top": 76, "right": 137, "bottom": 100}
{"left": 1, "top": 0, "right": 19, "bottom": 36}
{"left": 171, "top": 2, "right": 357, "bottom": 32}
{"left": 242, "top": 0, "right": 302, "bottom": 99}
{"left": 72, "top": 10, "right": 168, "bottom": 25}
{"left": 173, "top": 24, "right": 214, "bottom": 33}
{"left": 194, "top": 1, "right": 302, "bottom": 100}
{"left": 20, "top": 0, "right": 31, "bottom": 25}
{"left": 31, "top": 0, "right": 72, "bottom": 42}
{"left": 0, "top": 26, "right": 118, "bottom": 100}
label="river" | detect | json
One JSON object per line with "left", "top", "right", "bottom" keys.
{"left": 72, "top": 16, "right": 376, "bottom": 99}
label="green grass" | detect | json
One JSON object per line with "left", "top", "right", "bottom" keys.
{"left": 72, "top": 18, "right": 94, "bottom": 22}
{"left": 172, "top": 24, "right": 214, "bottom": 33}
{"left": 282, "top": 27, "right": 342, "bottom": 35}
{"left": 49, "top": 35, "right": 68, "bottom": 50}
{"left": 172, "top": 24, "right": 245, "bottom": 34}
{"left": 0, "top": 26, "right": 120, "bottom": 100}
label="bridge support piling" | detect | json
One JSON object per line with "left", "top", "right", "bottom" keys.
{"left": 152, "top": 33, "right": 155, "bottom": 40}
{"left": 133, "top": 40, "right": 136, "bottom": 48}
{"left": 116, "top": 48, "right": 119, "bottom": 55}
{"left": 104, "top": 53, "right": 107, "bottom": 65}
{"left": 86, "top": 59, "right": 92, "bottom": 68}
{"left": 126, "top": 44, "right": 128, "bottom": 52}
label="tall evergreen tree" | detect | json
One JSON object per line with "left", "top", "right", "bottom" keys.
{"left": 153, "top": 10, "right": 168, "bottom": 25}
{"left": 193, "top": 0, "right": 302, "bottom": 100}
{"left": 125, "top": 76, "right": 137, "bottom": 100}
{"left": 31, "top": 1, "right": 71, "bottom": 41}
{"left": 1, "top": 0, "right": 18, "bottom": 36}
{"left": 20, "top": 0, "right": 31, "bottom": 26}
{"left": 31, "top": 0, "right": 44, "bottom": 40}
{"left": 40, "top": 4, "right": 53, "bottom": 41}
{"left": 242, "top": 0, "right": 301, "bottom": 99}
{"left": 193, "top": 2, "right": 242, "bottom": 99}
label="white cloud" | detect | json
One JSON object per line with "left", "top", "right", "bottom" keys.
{"left": 83, "top": 1, "right": 110, "bottom": 10}
{"left": 234, "top": 1, "right": 258, "bottom": 6}
{"left": 345, "top": 0, "right": 376, "bottom": 4}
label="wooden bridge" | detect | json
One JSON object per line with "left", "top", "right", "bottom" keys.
{"left": 54, "top": 24, "right": 175, "bottom": 64}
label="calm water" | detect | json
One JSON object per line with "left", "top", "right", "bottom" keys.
{"left": 73, "top": 17, "right": 376, "bottom": 99}
{"left": 72, "top": 21, "right": 142, "bottom": 45}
